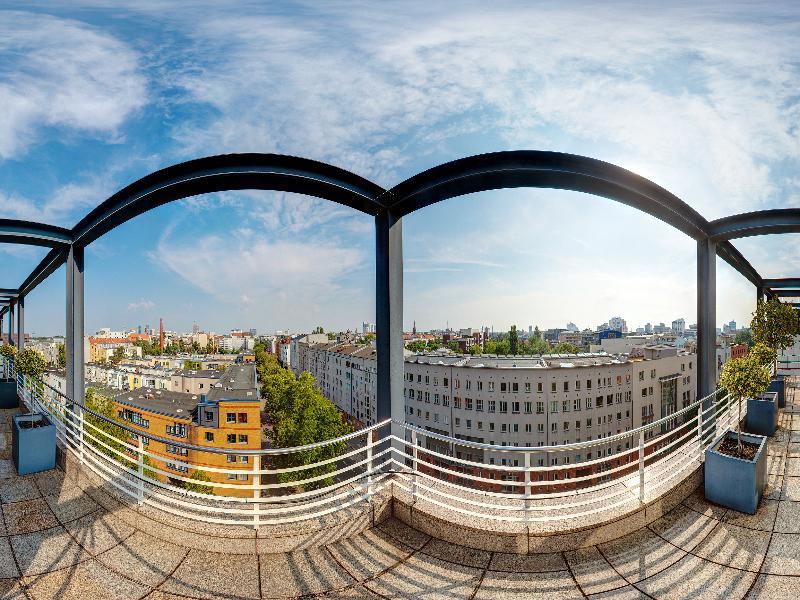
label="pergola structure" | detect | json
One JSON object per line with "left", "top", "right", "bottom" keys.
{"left": 0, "top": 151, "right": 795, "bottom": 434}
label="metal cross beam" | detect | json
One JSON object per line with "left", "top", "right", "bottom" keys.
{"left": 708, "top": 209, "right": 800, "bottom": 240}
{"left": 0, "top": 219, "right": 71, "bottom": 248}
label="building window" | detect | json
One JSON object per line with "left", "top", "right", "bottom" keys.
{"left": 476, "top": 399, "right": 483, "bottom": 411}
{"left": 500, "top": 382, "right": 507, "bottom": 392}
{"left": 563, "top": 381, "right": 569, "bottom": 392}
{"left": 536, "top": 401, "right": 544, "bottom": 414}
{"left": 238, "top": 413, "right": 248, "bottom": 423}
{"left": 512, "top": 382, "right": 519, "bottom": 392}
{"left": 524, "top": 401, "right": 532, "bottom": 414}
{"left": 488, "top": 400, "right": 496, "bottom": 412}
{"left": 525, "top": 382, "right": 531, "bottom": 392}
{"left": 537, "top": 423, "right": 544, "bottom": 433}
{"left": 226, "top": 413, "right": 236, "bottom": 423}
{"left": 204, "top": 411, "right": 213, "bottom": 421}
{"left": 573, "top": 398, "right": 581, "bottom": 411}
{"left": 227, "top": 454, "right": 236, "bottom": 463}
{"left": 537, "top": 382, "right": 543, "bottom": 392}
{"left": 550, "top": 401, "right": 558, "bottom": 413}
{"left": 499, "top": 401, "right": 508, "bottom": 413}
{"left": 512, "top": 401, "right": 520, "bottom": 413}
{"left": 238, "top": 434, "right": 248, "bottom": 444}
{"left": 205, "top": 432, "right": 214, "bottom": 442}
{"left": 227, "top": 434, "right": 236, "bottom": 444}
{"left": 551, "top": 382, "right": 556, "bottom": 392}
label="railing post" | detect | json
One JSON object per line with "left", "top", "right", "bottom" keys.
{"left": 366, "top": 429, "right": 374, "bottom": 497}
{"left": 524, "top": 451, "right": 531, "bottom": 523}
{"left": 696, "top": 406, "right": 703, "bottom": 452}
{"left": 638, "top": 429, "right": 645, "bottom": 503}
{"left": 411, "top": 429, "right": 418, "bottom": 502}
{"left": 78, "top": 408, "right": 85, "bottom": 465}
{"left": 252, "top": 454, "right": 261, "bottom": 530}
{"left": 137, "top": 438, "right": 145, "bottom": 505}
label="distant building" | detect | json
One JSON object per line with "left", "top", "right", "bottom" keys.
{"left": 671, "top": 319, "right": 686, "bottom": 335}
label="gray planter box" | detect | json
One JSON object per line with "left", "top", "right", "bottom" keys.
{"left": 704, "top": 430, "right": 767, "bottom": 514}
{"left": 746, "top": 392, "right": 778, "bottom": 437}
{"left": 0, "top": 378, "right": 17, "bottom": 409}
{"left": 769, "top": 378, "right": 785, "bottom": 408}
{"left": 12, "top": 413, "right": 56, "bottom": 475}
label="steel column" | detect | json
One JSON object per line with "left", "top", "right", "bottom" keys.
{"left": 66, "top": 246, "right": 85, "bottom": 407}
{"left": 7, "top": 302, "right": 14, "bottom": 347}
{"left": 375, "top": 210, "right": 404, "bottom": 445}
{"left": 757, "top": 286, "right": 764, "bottom": 305}
{"left": 15, "top": 296, "right": 23, "bottom": 352}
{"left": 697, "top": 238, "right": 717, "bottom": 402}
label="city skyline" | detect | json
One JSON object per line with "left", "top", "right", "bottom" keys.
{"left": 2, "top": 2, "right": 799, "bottom": 335}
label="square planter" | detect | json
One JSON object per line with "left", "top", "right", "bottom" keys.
{"left": 704, "top": 430, "right": 767, "bottom": 514}
{"left": 769, "top": 377, "right": 785, "bottom": 409}
{"left": 12, "top": 413, "right": 56, "bottom": 475}
{"left": 746, "top": 392, "right": 778, "bottom": 437}
{"left": 0, "top": 378, "right": 17, "bottom": 409}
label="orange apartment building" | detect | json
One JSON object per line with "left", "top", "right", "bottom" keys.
{"left": 111, "top": 364, "right": 261, "bottom": 497}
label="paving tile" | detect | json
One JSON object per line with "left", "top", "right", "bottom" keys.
{"left": 722, "top": 499, "right": 778, "bottom": 531}
{"left": 0, "top": 477, "right": 40, "bottom": 504}
{"left": 648, "top": 504, "right": 718, "bottom": 552}
{"left": 97, "top": 531, "right": 188, "bottom": 587}
{"left": 781, "top": 477, "right": 800, "bottom": 501}
{"left": 599, "top": 527, "right": 687, "bottom": 584}
{"left": 692, "top": 520, "right": 770, "bottom": 571}
{"left": 565, "top": 546, "right": 628, "bottom": 595}
{"left": 0, "top": 578, "right": 26, "bottom": 599}
{"left": 44, "top": 485, "right": 100, "bottom": 523}
{"left": 681, "top": 489, "right": 727, "bottom": 519}
{"left": 161, "top": 549, "right": 260, "bottom": 599}
{"left": 636, "top": 553, "right": 756, "bottom": 599}
{"left": 420, "top": 538, "right": 491, "bottom": 569}
{"left": 0, "top": 460, "right": 14, "bottom": 480}
{"left": 64, "top": 510, "right": 135, "bottom": 556}
{"left": 588, "top": 586, "right": 650, "bottom": 599}
{"left": 376, "top": 516, "right": 430, "bottom": 550}
{"left": 764, "top": 473, "right": 783, "bottom": 500}
{"left": 0, "top": 537, "right": 20, "bottom": 579}
{"left": 326, "top": 528, "right": 412, "bottom": 582}
{"left": 489, "top": 551, "right": 567, "bottom": 573}
{"left": 320, "top": 586, "right": 384, "bottom": 599}
{"left": 761, "top": 532, "right": 800, "bottom": 575}
{"left": 474, "top": 570, "right": 583, "bottom": 599}
{"left": 260, "top": 547, "right": 356, "bottom": 598}
{"left": 774, "top": 499, "right": 800, "bottom": 533}
{"left": 365, "top": 552, "right": 481, "bottom": 599}
{"left": 22, "top": 558, "right": 150, "bottom": 600}
{"left": 33, "top": 469, "right": 66, "bottom": 496}
{"left": 747, "top": 573, "right": 800, "bottom": 599}
{"left": 2, "top": 498, "right": 58, "bottom": 535}
{"left": 10, "top": 525, "right": 89, "bottom": 576}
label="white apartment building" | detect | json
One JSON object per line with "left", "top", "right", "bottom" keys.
{"left": 402, "top": 347, "right": 695, "bottom": 468}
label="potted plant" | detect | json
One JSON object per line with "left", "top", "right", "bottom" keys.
{"left": 12, "top": 413, "right": 56, "bottom": 475}
{"left": 751, "top": 298, "right": 799, "bottom": 408}
{"left": 705, "top": 355, "right": 771, "bottom": 514}
{"left": 14, "top": 348, "right": 46, "bottom": 409}
{"left": 0, "top": 343, "right": 17, "bottom": 408}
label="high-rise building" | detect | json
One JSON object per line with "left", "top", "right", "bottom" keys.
{"left": 608, "top": 316, "right": 627, "bottom": 333}
{"left": 671, "top": 318, "right": 686, "bottom": 334}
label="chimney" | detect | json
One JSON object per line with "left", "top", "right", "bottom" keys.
{"left": 159, "top": 318, "right": 164, "bottom": 352}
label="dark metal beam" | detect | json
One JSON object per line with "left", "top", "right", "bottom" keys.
{"left": 771, "top": 289, "right": 800, "bottom": 297}
{"left": 0, "top": 219, "right": 71, "bottom": 247}
{"left": 697, "top": 239, "right": 717, "bottom": 402}
{"left": 18, "top": 248, "right": 68, "bottom": 297}
{"left": 709, "top": 209, "right": 800, "bottom": 241}
{"left": 71, "top": 154, "right": 387, "bottom": 248}
{"left": 385, "top": 151, "right": 711, "bottom": 240}
{"left": 0, "top": 289, "right": 19, "bottom": 297}
{"left": 764, "top": 278, "right": 800, "bottom": 289}
{"left": 15, "top": 296, "right": 23, "bottom": 352}
{"left": 66, "top": 246, "right": 84, "bottom": 407}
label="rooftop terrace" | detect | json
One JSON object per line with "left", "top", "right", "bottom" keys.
{"left": 2, "top": 386, "right": 799, "bottom": 599}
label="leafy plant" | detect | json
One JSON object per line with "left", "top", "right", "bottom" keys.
{"left": 749, "top": 343, "right": 774, "bottom": 369}
{"left": 751, "top": 298, "right": 799, "bottom": 365}
{"left": 183, "top": 469, "right": 214, "bottom": 494}
{"left": 15, "top": 348, "right": 46, "bottom": 378}
{"left": 0, "top": 343, "right": 16, "bottom": 360}
{"left": 719, "top": 355, "right": 771, "bottom": 451}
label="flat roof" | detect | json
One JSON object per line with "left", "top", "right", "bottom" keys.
{"left": 113, "top": 387, "right": 199, "bottom": 420}
{"left": 207, "top": 364, "right": 258, "bottom": 401}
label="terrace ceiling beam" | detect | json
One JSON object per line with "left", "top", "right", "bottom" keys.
{"left": 70, "top": 154, "right": 387, "bottom": 248}
{"left": 0, "top": 219, "right": 71, "bottom": 248}
{"left": 708, "top": 209, "right": 800, "bottom": 240}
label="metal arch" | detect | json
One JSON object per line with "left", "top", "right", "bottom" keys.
{"left": 382, "top": 151, "right": 711, "bottom": 240}
{"left": 0, "top": 289, "right": 19, "bottom": 298}
{"left": 764, "top": 278, "right": 800, "bottom": 289}
{"left": 0, "top": 219, "right": 71, "bottom": 247}
{"left": 70, "top": 153, "right": 387, "bottom": 248}
{"left": 709, "top": 209, "right": 800, "bottom": 240}
{"left": 18, "top": 248, "right": 68, "bottom": 297}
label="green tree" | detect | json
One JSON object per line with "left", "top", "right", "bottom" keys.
{"left": 719, "top": 355, "right": 771, "bottom": 451}
{"left": 734, "top": 330, "right": 754, "bottom": 348}
{"left": 183, "top": 470, "right": 214, "bottom": 494}
{"left": 109, "top": 347, "right": 126, "bottom": 365}
{"left": 406, "top": 340, "right": 428, "bottom": 352}
{"left": 57, "top": 343, "right": 66, "bottom": 369}
{"left": 183, "top": 360, "right": 202, "bottom": 370}
{"left": 15, "top": 348, "right": 46, "bottom": 378}
{"left": 749, "top": 343, "right": 774, "bottom": 368}
{"left": 0, "top": 342, "right": 16, "bottom": 363}
{"left": 363, "top": 333, "right": 376, "bottom": 343}
{"left": 446, "top": 341, "right": 460, "bottom": 353}
{"left": 469, "top": 344, "right": 482, "bottom": 355}
{"left": 751, "top": 298, "right": 799, "bottom": 367}
{"left": 312, "top": 326, "right": 324, "bottom": 334}
{"left": 551, "top": 342, "right": 581, "bottom": 354}
{"left": 509, "top": 325, "right": 519, "bottom": 355}
{"left": 533, "top": 326, "right": 541, "bottom": 339}
{"left": 529, "top": 336, "right": 551, "bottom": 355}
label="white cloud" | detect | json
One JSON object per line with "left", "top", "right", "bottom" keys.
{"left": 0, "top": 11, "right": 147, "bottom": 160}
{"left": 128, "top": 299, "right": 155, "bottom": 310}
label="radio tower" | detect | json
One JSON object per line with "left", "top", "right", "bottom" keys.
{"left": 159, "top": 318, "right": 164, "bottom": 352}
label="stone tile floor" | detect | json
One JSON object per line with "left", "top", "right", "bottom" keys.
{"left": 3, "top": 395, "right": 800, "bottom": 599}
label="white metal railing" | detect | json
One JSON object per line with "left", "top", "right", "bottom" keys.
{"left": 2, "top": 357, "right": 760, "bottom": 529}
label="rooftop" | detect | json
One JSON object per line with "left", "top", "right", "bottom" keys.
{"left": 113, "top": 387, "right": 199, "bottom": 419}
{"left": 1, "top": 388, "right": 799, "bottom": 599}
{"left": 206, "top": 364, "right": 258, "bottom": 402}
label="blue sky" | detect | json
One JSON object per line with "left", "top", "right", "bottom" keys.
{"left": 1, "top": 1, "right": 799, "bottom": 336}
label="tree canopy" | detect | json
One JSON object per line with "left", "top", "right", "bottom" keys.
{"left": 751, "top": 298, "right": 799, "bottom": 354}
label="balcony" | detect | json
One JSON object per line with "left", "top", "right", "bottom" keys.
{"left": 0, "top": 357, "right": 797, "bottom": 599}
